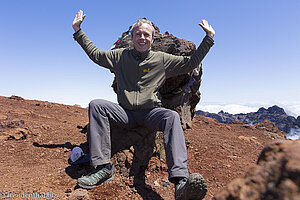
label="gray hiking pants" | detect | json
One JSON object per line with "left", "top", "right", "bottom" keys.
{"left": 88, "top": 99, "right": 189, "bottom": 179}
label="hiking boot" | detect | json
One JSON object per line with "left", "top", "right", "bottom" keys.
{"left": 175, "top": 173, "right": 207, "bottom": 200}
{"left": 77, "top": 165, "right": 113, "bottom": 189}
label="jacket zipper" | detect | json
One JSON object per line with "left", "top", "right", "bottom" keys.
{"left": 134, "top": 62, "right": 140, "bottom": 110}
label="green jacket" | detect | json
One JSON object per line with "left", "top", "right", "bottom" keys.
{"left": 73, "top": 29, "right": 214, "bottom": 110}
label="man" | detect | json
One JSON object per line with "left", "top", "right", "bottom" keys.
{"left": 72, "top": 10, "right": 215, "bottom": 200}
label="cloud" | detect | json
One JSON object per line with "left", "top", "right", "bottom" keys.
{"left": 196, "top": 104, "right": 259, "bottom": 114}
{"left": 277, "top": 102, "right": 300, "bottom": 117}
{"left": 196, "top": 102, "right": 300, "bottom": 117}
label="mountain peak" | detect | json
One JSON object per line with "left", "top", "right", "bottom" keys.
{"left": 267, "top": 105, "right": 286, "bottom": 115}
{"left": 257, "top": 105, "right": 286, "bottom": 115}
{"left": 197, "top": 105, "right": 299, "bottom": 133}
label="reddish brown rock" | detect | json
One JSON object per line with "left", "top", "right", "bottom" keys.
{"left": 255, "top": 119, "right": 283, "bottom": 134}
{"left": 255, "top": 120, "right": 286, "bottom": 140}
{"left": 6, "top": 128, "right": 28, "bottom": 140}
{"left": 68, "top": 188, "right": 89, "bottom": 200}
{"left": 213, "top": 140, "right": 300, "bottom": 200}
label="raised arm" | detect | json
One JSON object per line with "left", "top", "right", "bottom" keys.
{"left": 199, "top": 19, "right": 215, "bottom": 38}
{"left": 72, "top": 10, "right": 118, "bottom": 71}
{"left": 72, "top": 10, "right": 86, "bottom": 32}
{"left": 164, "top": 20, "right": 215, "bottom": 78}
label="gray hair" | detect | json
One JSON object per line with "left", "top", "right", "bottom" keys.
{"left": 129, "top": 18, "right": 155, "bottom": 37}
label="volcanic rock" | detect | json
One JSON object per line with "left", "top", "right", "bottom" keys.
{"left": 6, "top": 128, "right": 28, "bottom": 140}
{"left": 68, "top": 188, "right": 89, "bottom": 200}
{"left": 213, "top": 140, "right": 300, "bottom": 200}
{"left": 8, "top": 95, "right": 25, "bottom": 101}
{"left": 254, "top": 120, "right": 286, "bottom": 139}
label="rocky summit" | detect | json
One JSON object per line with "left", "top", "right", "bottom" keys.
{"left": 1, "top": 95, "right": 299, "bottom": 200}
{"left": 197, "top": 105, "right": 300, "bottom": 134}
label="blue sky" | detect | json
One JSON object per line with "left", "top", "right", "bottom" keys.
{"left": 1, "top": 0, "right": 300, "bottom": 116}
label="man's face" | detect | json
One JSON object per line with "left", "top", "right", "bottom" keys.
{"left": 131, "top": 23, "right": 153, "bottom": 53}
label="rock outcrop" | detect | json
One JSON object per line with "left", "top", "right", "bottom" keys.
{"left": 213, "top": 140, "right": 300, "bottom": 200}
{"left": 197, "top": 105, "right": 300, "bottom": 134}
{"left": 254, "top": 120, "right": 286, "bottom": 139}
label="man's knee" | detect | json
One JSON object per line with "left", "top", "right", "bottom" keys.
{"left": 89, "top": 99, "right": 102, "bottom": 107}
{"left": 166, "top": 110, "right": 180, "bottom": 122}
{"left": 89, "top": 99, "right": 110, "bottom": 116}
{"left": 89, "top": 99, "right": 110, "bottom": 109}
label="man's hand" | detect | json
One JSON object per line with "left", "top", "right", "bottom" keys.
{"left": 72, "top": 10, "right": 86, "bottom": 32}
{"left": 199, "top": 19, "right": 215, "bottom": 38}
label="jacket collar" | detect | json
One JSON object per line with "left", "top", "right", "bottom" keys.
{"left": 132, "top": 48, "right": 151, "bottom": 60}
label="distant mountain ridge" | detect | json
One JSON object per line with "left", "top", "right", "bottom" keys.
{"left": 196, "top": 105, "right": 300, "bottom": 133}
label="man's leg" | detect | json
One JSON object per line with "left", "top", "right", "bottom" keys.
{"left": 140, "top": 108, "right": 207, "bottom": 200}
{"left": 88, "top": 99, "right": 135, "bottom": 167}
{"left": 78, "top": 99, "right": 135, "bottom": 189}
{"left": 140, "top": 107, "right": 189, "bottom": 180}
